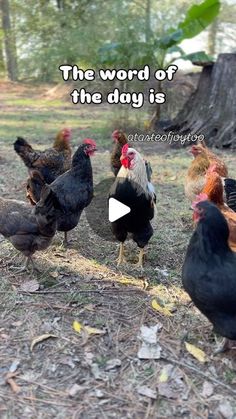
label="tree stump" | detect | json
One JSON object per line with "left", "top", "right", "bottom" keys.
{"left": 163, "top": 53, "right": 236, "bottom": 149}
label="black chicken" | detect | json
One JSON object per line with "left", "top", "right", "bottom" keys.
{"left": 34, "top": 139, "right": 96, "bottom": 246}
{"left": 0, "top": 185, "right": 58, "bottom": 271}
{"left": 182, "top": 199, "right": 236, "bottom": 352}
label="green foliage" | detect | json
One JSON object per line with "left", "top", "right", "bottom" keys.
{"left": 161, "top": 0, "right": 221, "bottom": 48}
{"left": 0, "top": 0, "right": 221, "bottom": 81}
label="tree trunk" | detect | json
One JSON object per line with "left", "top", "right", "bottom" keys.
{"left": 145, "top": 0, "right": 151, "bottom": 42}
{"left": 163, "top": 53, "right": 236, "bottom": 149}
{"left": 208, "top": 19, "right": 218, "bottom": 56}
{"left": 0, "top": 0, "right": 18, "bottom": 81}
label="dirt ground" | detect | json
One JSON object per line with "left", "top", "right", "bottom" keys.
{"left": 0, "top": 82, "right": 236, "bottom": 418}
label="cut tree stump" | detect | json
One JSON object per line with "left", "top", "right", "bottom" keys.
{"left": 163, "top": 53, "right": 236, "bottom": 149}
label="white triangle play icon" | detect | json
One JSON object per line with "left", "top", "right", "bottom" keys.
{"left": 109, "top": 198, "right": 131, "bottom": 222}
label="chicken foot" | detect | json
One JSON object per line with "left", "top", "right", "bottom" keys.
{"left": 10, "top": 256, "right": 40, "bottom": 273}
{"left": 116, "top": 243, "right": 127, "bottom": 266}
{"left": 214, "top": 338, "right": 236, "bottom": 354}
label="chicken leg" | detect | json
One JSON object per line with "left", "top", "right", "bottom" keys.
{"left": 116, "top": 243, "right": 127, "bottom": 266}
{"left": 63, "top": 232, "right": 69, "bottom": 247}
{"left": 135, "top": 248, "right": 145, "bottom": 268}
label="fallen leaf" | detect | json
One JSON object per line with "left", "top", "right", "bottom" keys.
{"left": 201, "top": 381, "right": 214, "bottom": 398}
{"left": 30, "top": 334, "right": 57, "bottom": 352}
{"left": 185, "top": 342, "right": 207, "bottom": 363}
{"left": 105, "top": 359, "right": 121, "bottom": 371}
{"left": 19, "top": 279, "right": 40, "bottom": 293}
{"left": 157, "top": 364, "right": 188, "bottom": 401}
{"left": 151, "top": 299, "right": 173, "bottom": 316}
{"left": 73, "top": 321, "right": 82, "bottom": 333}
{"left": 73, "top": 321, "right": 105, "bottom": 336}
{"left": 138, "top": 342, "right": 161, "bottom": 360}
{"left": 159, "top": 368, "right": 169, "bottom": 383}
{"left": 137, "top": 385, "right": 157, "bottom": 400}
{"left": 49, "top": 271, "right": 59, "bottom": 278}
{"left": 158, "top": 382, "right": 179, "bottom": 399}
{"left": 139, "top": 324, "right": 162, "bottom": 344}
{"left": 84, "top": 326, "right": 105, "bottom": 336}
{"left": 68, "top": 384, "right": 84, "bottom": 397}
{"left": 218, "top": 401, "right": 233, "bottom": 419}
{"left": 95, "top": 389, "right": 104, "bottom": 398}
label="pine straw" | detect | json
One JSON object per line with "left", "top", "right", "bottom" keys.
{"left": 0, "top": 98, "right": 236, "bottom": 417}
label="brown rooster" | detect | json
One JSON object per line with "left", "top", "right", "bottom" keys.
{"left": 14, "top": 128, "right": 72, "bottom": 204}
{"left": 185, "top": 140, "right": 228, "bottom": 201}
{"left": 111, "top": 130, "right": 128, "bottom": 176}
{"left": 201, "top": 168, "right": 236, "bottom": 251}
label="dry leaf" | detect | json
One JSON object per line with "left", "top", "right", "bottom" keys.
{"left": 73, "top": 321, "right": 82, "bottom": 333}
{"left": 105, "top": 359, "right": 121, "bottom": 371}
{"left": 68, "top": 384, "right": 84, "bottom": 397}
{"left": 201, "top": 381, "right": 214, "bottom": 398}
{"left": 139, "top": 324, "right": 162, "bottom": 344}
{"left": 84, "top": 326, "right": 105, "bottom": 336}
{"left": 151, "top": 299, "right": 173, "bottom": 316}
{"left": 185, "top": 342, "right": 207, "bottom": 363}
{"left": 159, "top": 368, "right": 169, "bottom": 383}
{"left": 19, "top": 279, "right": 40, "bottom": 293}
{"left": 157, "top": 364, "right": 188, "bottom": 401}
{"left": 73, "top": 321, "right": 105, "bottom": 336}
{"left": 137, "top": 385, "right": 157, "bottom": 400}
{"left": 50, "top": 271, "right": 59, "bottom": 278}
{"left": 138, "top": 342, "right": 161, "bottom": 360}
{"left": 30, "top": 334, "right": 57, "bottom": 351}
{"left": 217, "top": 401, "right": 233, "bottom": 419}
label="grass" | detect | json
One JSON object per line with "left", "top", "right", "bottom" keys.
{"left": 0, "top": 82, "right": 236, "bottom": 418}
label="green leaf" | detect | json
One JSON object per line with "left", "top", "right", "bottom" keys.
{"left": 179, "top": 0, "right": 221, "bottom": 39}
{"left": 159, "top": 0, "right": 220, "bottom": 49}
{"left": 180, "top": 50, "right": 214, "bottom": 64}
{"left": 159, "top": 29, "right": 184, "bottom": 49}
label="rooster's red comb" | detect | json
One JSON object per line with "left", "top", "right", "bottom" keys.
{"left": 121, "top": 144, "right": 129, "bottom": 155}
{"left": 83, "top": 138, "right": 96, "bottom": 147}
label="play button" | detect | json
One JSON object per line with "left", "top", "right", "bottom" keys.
{"left": 109, "top": 198, "right": 131, "bottom": 222}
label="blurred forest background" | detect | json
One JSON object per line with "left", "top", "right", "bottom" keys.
{"left": 0, "top": 0, "right": 235, "bottom": 82}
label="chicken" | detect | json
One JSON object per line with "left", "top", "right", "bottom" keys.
{"left": 14, "top": 128, "right": 72, "bottom": 202}
{"left": 0, "top": 185, "right": 58, "bottom": 271}
{"left": 201, "top": 168, "right": 236, "bottom": 250}
{"left": 26, "top": 170, "right": 45, "bottom": 205}
{"left": 111, "top": 130, "right": 128, "bottom": 176}
{"left": 111, "top": 129, "right": 153, "bottom": 182}
{"left": 223, "top": 178, "right": 236, "bottom": 213}
{"left": 36, "top": 139, "right": 96, "bottom": 246}
{"left": 109, "top": 144, "right": 155, "bottom": 268}
{"left": 185, "top": 141, "right": 228, "bottom": 201}
{"left": 182, "top": 199, "right": 236, "bottom": 352}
